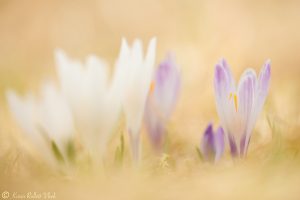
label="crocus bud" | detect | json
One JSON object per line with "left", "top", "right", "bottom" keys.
{"left": 144, "top": 53, "right": 181, "bottom": 152}
{"left": 200, "top": 123, "right": 225, "bottom": 163}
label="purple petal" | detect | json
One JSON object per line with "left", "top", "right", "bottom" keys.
{"left": 253, "top": 60, "right": 271, "bottom": 118}
{"left": 149, "top": 123, "right": 165, "bottom": 151}
{"left": 144, "top": 53, "right": 181, "bottom": 152}
{"left": 237, "top": 70, "right": 256, "bottom": 155}
{"left": 214, "top": 59, "right": 236, "bottom": 149}
{"left": 200, "top": 123, "right": 215, "bottom": 162}
{"left": 214, "top": 64, "right": 227, "bottom": 97}
{"left": 254, "top": 60, "right": 271, "bottom": 117}
{"left": 214, "top": 127, "right": 225, "bottom": 162}
{"left": 214, "top": 59, "right": 235, "bottom": 102}
{"left": 243, "top": 60, "right": 271, "bottom": 156}
{"left": 240, "top": 133, "right": 251, "bottom": 157}
{"left": 144, "top": 98, "right": 165, "bottom": 151}
{"left": 220, "top": 58, "right": 234, "bottom": 86}
{"left": 257, "top": 60, "right": 271, "bottom": 103}
{"left": 156, "top": 54, "right": 173, "bottom": 85}
{"left": 228, "top": 134, "right": 238, "bottom": 157}
{"left": 154, "top": 53, "right": 181, "bottom": 117}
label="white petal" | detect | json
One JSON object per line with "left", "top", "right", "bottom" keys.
{"left": 6, "top": 90, "right": 57, "bottom": 164}
{"left": 122, "top": 38, "right": 157, "bottom": 137}
{"left": 143, "top": 37, "right": 157, "bottom": 91}
{"left": 86, "top": 55, "right": 109, "bottom": 93}
{"left": 132, "top": 39, "right": 143, "bottom": 67}
{"left": 6, "top": 90, "right": 39, "bottom": 143}
{"left": 37, "top": 82, "right": 74, "bottom": 145}
{"left": 55, "top": 49, "right": 122, "bottom": 157}
{"left": 145, "top": 37, "right": 157, "bottom": 72}
{"left": 119, "top": 38, "right": 130, "bottom": 62}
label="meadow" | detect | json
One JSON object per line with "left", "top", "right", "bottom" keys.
{"left": 0, "top": 1, "right": 300, "bottom": 199}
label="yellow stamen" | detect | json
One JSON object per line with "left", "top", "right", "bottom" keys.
{"left": 233, "top": 94, "right": 238, "bottom": 112}
{"left": 229, "top": 92, "right": 238, "bottom": 112}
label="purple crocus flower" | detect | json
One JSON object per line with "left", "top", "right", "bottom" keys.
{"left": 214, "top": 59, "right": 271, "bottom": 157}
{"left": 144, "top": 54, "right": 181, "bottom": 152}
{"left": 200, "top": 123, "right": 225, "bottom": 163}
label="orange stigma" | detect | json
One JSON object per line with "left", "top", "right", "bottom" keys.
{"left": 149, "top": 81, "right": 155, "bottom": 95}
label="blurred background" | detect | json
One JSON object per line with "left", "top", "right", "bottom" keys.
{"left": 0, "top": 0, "right": 300, "bottom": 199}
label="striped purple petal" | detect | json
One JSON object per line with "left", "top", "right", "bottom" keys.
{"left": 214, "top": 59, "right": 235, "bottom": 100}
{"left": 213, "top": 58, "right": 271, "bottom": 158}
{"left": 254, "top": 60, "right": 271, "bottom": 119}
{"left": 258, "top": 60, "right": 271, "bottom": 99}
{"left": 237, "top": 69, "right": 256, "bottom": 156}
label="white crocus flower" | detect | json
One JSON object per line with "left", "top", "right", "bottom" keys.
{"left": 55, "top": 49, "right": 123, "bottom": 160}
{"left": 117, "top": 38, "right": 157, "bottom": 162}
{"left": 6, "top": 82, "right": 74, "bottom": 165}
